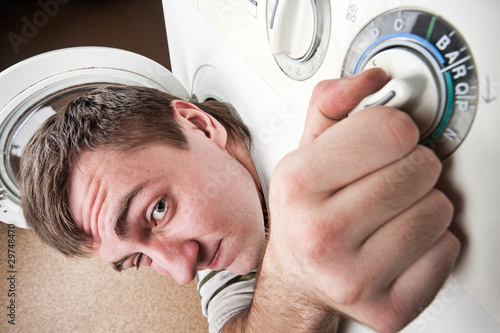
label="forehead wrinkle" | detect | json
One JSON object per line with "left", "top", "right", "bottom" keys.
{"left": 88, "top": 177, "right": 108, "bottom": 247}
{"left": 71, "top": 153, "right": 102, "bottom": 239}
{"left": 72, "top": 149, "right": 121, "bottom": 244}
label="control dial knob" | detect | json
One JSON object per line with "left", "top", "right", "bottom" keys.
{"left": 342, "top": 10, "right": 478, "bottom": 159}
{"left": 266, "top": 0, "right": 331, "bottom": 81}
{"left": 268, "top": 0, "right": 317, "bottom": 60}
{"left": 351, "top": 47, "right": 442, "bottom": 138}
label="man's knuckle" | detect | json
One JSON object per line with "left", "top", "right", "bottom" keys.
{"left": 301, "top": 225, "right": 341, "bottom": 262}
{"left": 377, "top": 317, "right": 408, "bottom": 333}
{"left": 383, "top": 108, "right": 419, "bottom": 151}
{"left": 370, "top": 301, "right": 413, "bottom": 333}
{"left": 429, "top": 190, "right": 454, "bottom": 227}
{"left": 394, "top": 146, "right": 441, "bottom": 192}
{"left": 443, "top": 230, "right": 461, "bottom": 258}
{"left": 416, "top": 145, "right": 442, "bottom": 179}
{"left": 271, "top": 155, "right": 306, "bottom": 200}
{"left": 312, "top": 80, "right": 331, "bottom": 98}
{"left": 331, "top": 280, "right": 363, "bottom": 305}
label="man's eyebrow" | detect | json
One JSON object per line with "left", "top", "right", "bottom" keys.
{"left": 114, "top": 182, "right": 148, "bottom": 239}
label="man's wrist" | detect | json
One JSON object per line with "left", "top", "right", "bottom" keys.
{"left": 243, "top": 240, "right": 340, "bottom": 332}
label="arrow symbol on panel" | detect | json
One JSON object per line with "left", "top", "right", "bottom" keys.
{"left": 482, "top": 76, "right": 497, "bottom": 103}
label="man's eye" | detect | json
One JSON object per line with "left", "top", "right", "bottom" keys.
{"left": 152, "top": 198, "right": 167, "bottom": 223}
{"left": 133, "top": 253, "right": 143, "bottom": 270}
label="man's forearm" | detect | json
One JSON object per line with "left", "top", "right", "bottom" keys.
{"left": 223, "top": 243, "right": 340, "bottom": 332}
{"left": 223, "top": 306, "right": 339, "bottom": 333}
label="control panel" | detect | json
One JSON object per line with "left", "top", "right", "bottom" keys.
{"left": 342, "top": 10, "right": 478, "bottom": 159}
{"left": 177, "top": 0, "right": 500, "bottom": 328}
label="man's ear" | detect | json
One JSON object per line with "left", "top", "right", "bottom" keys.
{"left": 171, "top": 100, "right": 228, "bottom": 149}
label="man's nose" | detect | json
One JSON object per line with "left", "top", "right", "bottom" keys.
{"left": 148, "top": 238, "right": 200, "bottom": 285}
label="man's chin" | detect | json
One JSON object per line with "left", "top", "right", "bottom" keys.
{"left": 225, "top": 237, "right": 264, "bottom": 274}
{"left": 226, "top": 256, "right": 259, "bottom": 275}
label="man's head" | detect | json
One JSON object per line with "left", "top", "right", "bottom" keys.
{"left": 20, "top": 85, "right": 266, "bottom": 284}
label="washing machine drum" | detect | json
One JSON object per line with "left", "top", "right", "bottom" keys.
{"left": 0, "top": 47, "right": 189, "bottom": 228}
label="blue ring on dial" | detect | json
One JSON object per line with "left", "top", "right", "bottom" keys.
{"left": 342, "top": 10, "right": 478, "bottom": 159}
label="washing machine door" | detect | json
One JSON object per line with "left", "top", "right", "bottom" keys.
{"left": 0, "top": 47, "right": 190, "bottom": 228}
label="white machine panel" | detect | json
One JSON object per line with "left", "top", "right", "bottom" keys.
{"left": 164, "top": 0, "right": 500, "bottom": 331}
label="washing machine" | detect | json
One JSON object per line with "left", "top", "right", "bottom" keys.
{"left": 2, "top": 0, "right": 499, "bottom": 332}
{"left": 162, "top": 0, "right": 500, "bottom": 332}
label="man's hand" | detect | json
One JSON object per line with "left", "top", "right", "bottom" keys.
{"left": 264, "top": 68, "right": 460, "bottom": 332}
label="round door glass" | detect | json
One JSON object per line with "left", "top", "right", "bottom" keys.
{"left": 3, "top": 84, "right": 104, "bottom": 194}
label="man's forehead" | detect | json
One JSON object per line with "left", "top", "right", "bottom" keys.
{"left": 72, "top": 148, "right": 122, "bottom": 173}
{"left": 67, "top": 146, "right": 170, "bottom": 227}
{"left": 67, "top": 149, "right": 119, "bottom": 230}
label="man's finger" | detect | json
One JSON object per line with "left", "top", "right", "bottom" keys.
{"left": 300, "top": 68, "right": 388, "bottom": 147}
{"left": 325, "top": 145, "right": 441, "bottom": 245}
{"left": 282, "top": 106, "right": 419, "bottom": 196}
{"left": 325, "top": 231, "right": 459, "bottom": 333}
{"left": 360, "top": 189, "right": 454, "bottom": 291}
{"left": 384, "top": 231, "right": 460, "bottom": 330}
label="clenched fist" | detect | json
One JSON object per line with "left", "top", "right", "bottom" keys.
{"left": 261, "top": 68, "right": 460, "bottom": 333}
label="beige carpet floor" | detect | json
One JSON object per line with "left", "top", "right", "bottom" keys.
{"left": 0, "top": 222, "right": 208, "bottom": 332}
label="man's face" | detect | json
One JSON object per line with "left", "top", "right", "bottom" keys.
{"left": 67, "top": 106, "right": 266, "bottom": 285}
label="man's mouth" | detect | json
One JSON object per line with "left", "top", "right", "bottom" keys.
{"left": 207, "top": 240, "right": 222, "bottom": 270}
